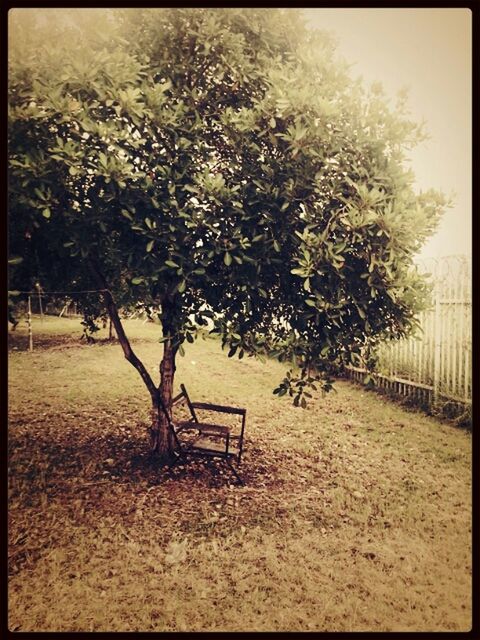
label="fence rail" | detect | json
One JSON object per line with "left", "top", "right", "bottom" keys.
{"left": 346, "top": 255, "right": 472, "bottom": 416}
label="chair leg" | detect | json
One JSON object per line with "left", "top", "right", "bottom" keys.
{"left": 168, "top": 449, "right": 186, "bottom": 469}
{"left": 225, "top": 459, "right": 244, "bottom": 486}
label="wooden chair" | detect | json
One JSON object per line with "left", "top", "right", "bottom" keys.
{"left": 164, "top": 384, "right": 247, "bottom": 485}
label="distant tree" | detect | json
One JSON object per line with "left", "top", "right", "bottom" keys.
{"left": 8, "top": 8, "right": 447, "bottom": 460}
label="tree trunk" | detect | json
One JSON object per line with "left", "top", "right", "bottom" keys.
{"left": 88, "top": 259, "right": 178, "bottom": 463}
{"left": 150, "top": 338, "right": 177, "bottom": 460}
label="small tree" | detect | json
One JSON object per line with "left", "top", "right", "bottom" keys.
{"left": 9, "top": 9, "right": 447, "bottom": 461}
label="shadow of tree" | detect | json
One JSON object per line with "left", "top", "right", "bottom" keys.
{"left": 8, "top": 416, "right": 278, "bottom": 510}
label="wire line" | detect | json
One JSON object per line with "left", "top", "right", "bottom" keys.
{"left": 9, "top": 289, "right": 108, "bottom": 295}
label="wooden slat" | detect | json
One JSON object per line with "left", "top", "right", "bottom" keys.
{"left": 179, "top": 384, "right": 199, "bottom": 423}
{"left": 172, "top": 392, "right": 187, "bottom": 405}
{"left": 192, "top": 402, "right": 246, "bottom": 416}
{"left": 320, "top": 257, "right": 472, "bottom": 414}
{"left": 460, "top": 260, "right": 467, "bottom": 399}
{"left": 463, "top": 269, "right": 471, "bottom": 400}
{"left": 191, "top": 437, "right": 239, "bottom": 456}
{"left": 427, "top": 307, "right": 434, "bottom": 385}
{"left": 441, "top": 275, "right": 449, "bottom": 396}
{"left": 176, "top": 420, "right": 230, "bottom": 436}
{"left": 459, "top": 260, "right": 468, "bottom": 401}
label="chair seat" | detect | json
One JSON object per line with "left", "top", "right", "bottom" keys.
{"left": 176, "top": 420, "right": 230, "bottom": 437}
{"left": 190, "top": 436, "right": 239, "bottom": 457}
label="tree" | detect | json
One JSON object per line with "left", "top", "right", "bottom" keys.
{"left": 8, "top": 8, "right": 447, "bottom": 461}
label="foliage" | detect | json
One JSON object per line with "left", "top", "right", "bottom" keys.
{"left": 8, "top": 8, "right": 447, "bottom": 404}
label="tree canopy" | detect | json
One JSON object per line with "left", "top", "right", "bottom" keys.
{"left": 9, "top": 8, "right": 447, "bottom": 426}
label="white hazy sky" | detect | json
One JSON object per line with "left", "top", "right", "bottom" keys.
{"left": 303, "top": 8, "right": 472, "bottom": 259}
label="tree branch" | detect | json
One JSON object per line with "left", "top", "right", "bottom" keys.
{"left": 88, "top": 259, "right": 159, "bottom": 402}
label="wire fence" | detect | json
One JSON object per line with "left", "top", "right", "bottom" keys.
{"left": 8, "top": 288, "right": 108, "bottom": 351}
{"left": 346, "top": 255, "right": 472, "bottom": 419}
{"left": 9, "top": 256, "right": 472, "bottom": 420}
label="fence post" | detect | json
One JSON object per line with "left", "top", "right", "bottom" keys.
{"left": 36, "top": 282, "right": 44, "bottom": 321}
{"left": 27, "top": 295, "right": 33, "bottom": 352}
{"left": 432, "top": 274, "right": 442, "bottom": 407}
{"left": 463, "top": 260, "right": 471, "bottom": 403}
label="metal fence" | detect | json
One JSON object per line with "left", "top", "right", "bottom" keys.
{"left": 346, "top": 255, "right": 472, "bottom": 416}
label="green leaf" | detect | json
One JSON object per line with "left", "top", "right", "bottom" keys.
{"left": 165, "top": 260, "right": 179, "bottom": 268}
{"left": 224, "top": 252, "right": 232, "bottom": 266}
{"left": 178, "top": 279, "right": 186, "bottom": 293}
{"left": 121, "top": 209, "right": 133, "bottom": 220}
{"left": 146, "top": 240, "right": 154, "bottom": 252}
{"left": 131, "top": 277, "right": 144, "bottom": 285}
{"left": 305, "top": 299, "right": 316, "bottom": 307}
{"left": 8, "top": 256, "right": 23, "bottom": 265}
{"left": 386, "top": 289, "right": 397, "bottom": 302}
{"left": 42, "top": 207, "right": 51, "bottom": 219}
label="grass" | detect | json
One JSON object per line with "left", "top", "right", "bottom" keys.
{"left": 8, "top": 315, "right": 472, "bottom": 632}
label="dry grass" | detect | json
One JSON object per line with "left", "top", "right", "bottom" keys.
{"left": 8, "top": 316, "right": 472, "bottom": 632}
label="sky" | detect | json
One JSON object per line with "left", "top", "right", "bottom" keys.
{"left": 303, "top": 8, "right": 472, "bottom": 260}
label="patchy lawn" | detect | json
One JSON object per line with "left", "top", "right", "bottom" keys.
{"left": 8, "top": 316, "right": 472, "bottom": 632}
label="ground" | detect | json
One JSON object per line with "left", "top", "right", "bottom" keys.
{"left": 8, "top": 316, "right": 472, "bottom": 632}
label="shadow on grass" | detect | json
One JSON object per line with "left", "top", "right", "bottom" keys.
{"left": 8, "top": 331, "right": 121, "bottom": 352}
{"left": 8, "top": 419, "right": 281, "bottom": 512}
{"left": 8, "top": 421, "right": 299, "bottom": 578}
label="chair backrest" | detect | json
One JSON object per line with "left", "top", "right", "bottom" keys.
{"left": 238, "top": 410, "right": 246, "bottom": 464}
{"left": 168, "top": 384, "right": 247, "bottom": 465}
{"left": 157, "top": 394, "right": 188, "bottom": 454}
{"left": 172, "top": 384, "right": 198, "bottom": 423}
